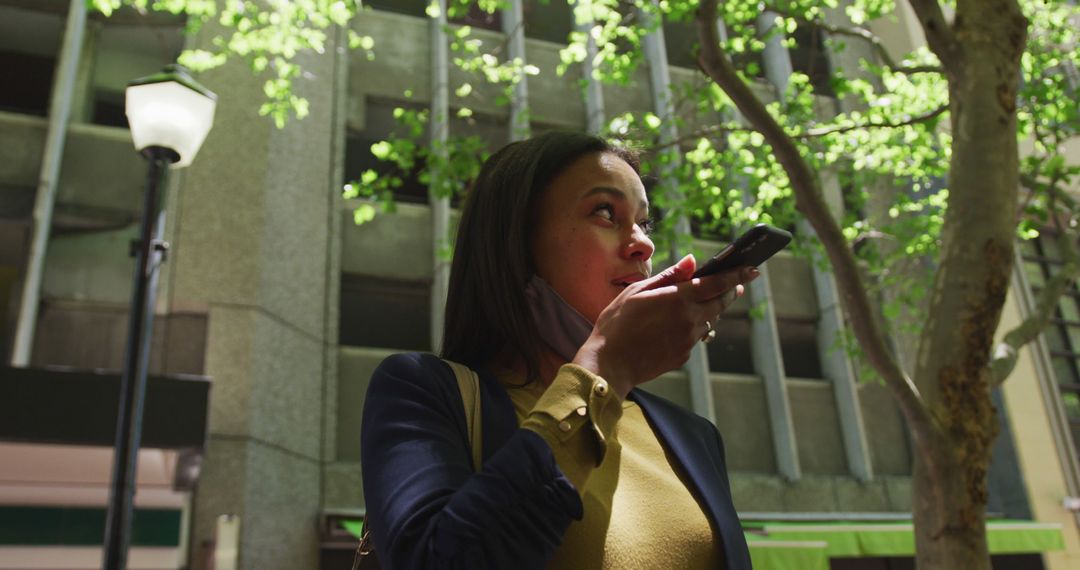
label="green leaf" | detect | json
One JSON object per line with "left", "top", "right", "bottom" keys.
{"left": 353, "top": 203, "right": 376, "bottom": 225}
{"left": 371, "top": 141, "right": 392, "bottom": 160}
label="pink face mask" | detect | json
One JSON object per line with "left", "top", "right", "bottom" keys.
{"left": 524, "top": 274, "right": 594, "bottom": 362}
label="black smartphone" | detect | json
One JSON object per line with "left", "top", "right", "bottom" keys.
{"left": 692, "top": 224, "right": 793, "bottom": 279}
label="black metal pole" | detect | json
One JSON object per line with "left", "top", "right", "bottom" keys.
{"left": 103, "top": 146, "right": 178, "bottom": 570}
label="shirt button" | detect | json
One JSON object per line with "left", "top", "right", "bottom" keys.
{"left": 558, "top": 420, "right": 572, "bottom": 432}
{"left": 594, "top": 380, "right": 609, "bottom": 397}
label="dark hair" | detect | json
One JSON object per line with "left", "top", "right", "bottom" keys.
{"left": 440, "top": 131, "right": 640, "bottom": 380}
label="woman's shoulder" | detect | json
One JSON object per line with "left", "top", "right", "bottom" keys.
{"left": 375, "top": 351, "right": 447, "bottom": 373}
{"left": 371, "top": 352, "right": 456, "bottom": 392}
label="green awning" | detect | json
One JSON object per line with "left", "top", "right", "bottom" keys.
{"left": 757, "top": 520, "right": 1065, "bottom": 558}
{"left": 745, "top": 534, "right": 829, "bottom": 570}
{"left": 335, "top": 516, "right": 1063, "bottom": 567}
{"left": 342, "top": 519, "right": 365, "bottom": 540}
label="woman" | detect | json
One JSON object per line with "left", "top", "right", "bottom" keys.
{"left": 361, "top": 131, "right": 755, "bottom": 569}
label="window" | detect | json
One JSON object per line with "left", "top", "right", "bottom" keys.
{"left": 344, "top": 129, "right": 431, "bottom": 205}
{"left": 339, "top": 274, "right": 432, "bottom": 351}
{"left": 1021, "top": 234, "right": 1080, "bottom": 457}
{"left": 366, "top": 0, "right": 427, "bottom": 18}
{"left": 90, "top": 14, "right": 185, "bottom": 127}
{"left": 449, "top": 3, "right": 502, "bottom": 32}
{"left": 0, "top": 6, "right": 61, "bottom": 117}
{"left": 344, "top": 99, "right": 433, "bottom": 204}
{"left": 789, "top": 21, "right": 834, "bottom": 97}
{"left": 707, "top": 315, "right": 754, "bottom": 374}
{"left": 663, "top": 18, "right": 698, "bottom": 70}
{"left": 524, "top": 0, "right": 572, "bottom": 44}
{"left": 778, "top": 318, "right": 823, "bottom": 379}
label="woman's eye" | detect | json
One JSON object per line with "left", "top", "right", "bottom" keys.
{"left": 593, "top": 203, "right": 615, "bottom": 221}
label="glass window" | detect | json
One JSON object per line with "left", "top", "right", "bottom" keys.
{"left": 1018, "top": 238, "right": 1038, "bottom": 257}
{"left": 1062, "top": 391, "right": 1080, "bottom": 420}
{"left": 1046, "top": 325, "right": 1071, "bottom": 354}
{"left": 90, "top": 17, "right": 185, "bottom": 127}
{"left": 1023, "top": 260, "right": 1045, "bottom": 287}
{"left": 663, "top": 18, "right": 698, "bottom": 69}
{"left": 789, "top": 21, "right": 834, "bottom": 97}
{"left": 1041, "top": 236, "right": 1063, "bottom": 260}
{"left": 339, "top": 274, "right": 431, "bottom": 351}
{"left": 449, "top": 3, "right": 502, "bottom": 32}
{"left": 366, "top": 0, "right": 427, "bottom": 17}
{"left": 344, "top": 129, "right": 430, "bottom": 204}
{"left": 1066, "top": 325, "right": 1080, "bottom": 353}
{"left": 344, "top": 99, "right": 434, "bottom": 204}
{"left": 0, "top": 6, "right": 61, "bottom": 117}
{"left": 1052, "top": 356, "right": 1079, "bottom": 387}
{"left": 1061, "top": 296, "right": 1080, "bottom": 323}
{"left": 524, "top": 0, "right": 572, "bottom": 44}
{"left": 1023, "top": 234, "right": 1080, "bottom": 393}
{"left": 707, "top": 315, "right": 754, "bottom": 374}
{"left": 778, "top": 319, "right": 824, "bottom": 379}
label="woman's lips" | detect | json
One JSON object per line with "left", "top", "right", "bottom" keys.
{"left": 611, "top": 272, "right": 648, "bottom": 288}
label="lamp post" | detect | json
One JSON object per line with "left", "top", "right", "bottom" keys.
{"left": 103, "top": 64, "right": 216, "bottom": 570}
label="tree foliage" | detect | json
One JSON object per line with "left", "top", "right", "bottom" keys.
{"left": 95, "top": 0, "right": 1080, "bottom": 566}
{"left": 91, "top": 0, "right": 372, "bottom": 126}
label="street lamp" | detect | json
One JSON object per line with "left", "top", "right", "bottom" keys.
{"left": 103, "top": 64, "right": 216, "bottom": 570}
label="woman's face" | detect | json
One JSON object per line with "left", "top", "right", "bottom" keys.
{"left": 531, "top": 151, "right": 655, "bottom": 324}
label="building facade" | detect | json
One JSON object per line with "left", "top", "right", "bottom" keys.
{"left": 0, "top": 0, "right": 1078, "bottom": 568}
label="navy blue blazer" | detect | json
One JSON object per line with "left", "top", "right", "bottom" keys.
{"left": 360, "top": 352, "right": 752, "bottom": 569}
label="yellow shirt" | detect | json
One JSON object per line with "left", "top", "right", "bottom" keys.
{"left": 501, "top": 365, "right": 722, "bottom": 569}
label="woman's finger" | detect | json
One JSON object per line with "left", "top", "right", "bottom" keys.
{"left": 689, "top": 267, "right": 758, "bottom": 302}
{"left": 637, "top": 254, "right": 696, "bottom": 292}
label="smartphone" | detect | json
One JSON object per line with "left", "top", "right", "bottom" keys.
{"left": 692, "top": 224, "right": 793, "bottom": 279}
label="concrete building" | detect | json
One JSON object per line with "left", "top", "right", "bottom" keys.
{"left": 0, "top": 1, "right": 1077, "bottom": 568}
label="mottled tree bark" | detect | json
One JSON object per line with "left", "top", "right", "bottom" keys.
{"left": 909, "top": 1, "right": 1028, "bottom": 567}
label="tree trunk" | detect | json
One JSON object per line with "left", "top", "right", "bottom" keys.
{"left": 913, "top": 426, "right": 997, "bottom": 568}
{"left": 909, "top": 2, "right": 1028, "bottom": 568}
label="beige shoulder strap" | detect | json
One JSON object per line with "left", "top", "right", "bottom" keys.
{"left": 442, "top": 359, "right": 483, "bottom": 472}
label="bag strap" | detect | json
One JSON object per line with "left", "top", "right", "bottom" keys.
{"left": 442, "top": 359, "right": 483, "bottom": 472}
{"left": 352, "top": 358, "right": 483, "bottom": 570}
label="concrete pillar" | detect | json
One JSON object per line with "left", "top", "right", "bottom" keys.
{"left": 810, "top": 176, "right": 874, "bottom": 481}
{"left": 70, "top": 20, "right": 99, "bottom": 124}
{"left": 169, "top": 19, "right": 342, "bottom": 570}
{"left": 750, "top": 11, "right": 802, "bottom": 481}
{"left": 574, "top": 16, "right": 605, "bottom": 134}
{"left": 430, "top": 0, "right": 450, "bottom": 353}
{"left": 640, "top": 3, "right": 716, "bottom": 425}
{"left": 11, "top": 0, "right": 86, "bottom": 366}
{"left": 502, "top": 0, "right": 530, "bottom": 141}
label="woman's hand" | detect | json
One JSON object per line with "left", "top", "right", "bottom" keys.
{"left": 572, "top": 254, "right": 759, "bottom": 399}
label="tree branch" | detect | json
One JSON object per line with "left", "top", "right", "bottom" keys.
{"left": 990, "top": 236, "right": 1080, "bottom": 386}
{"left": 645, "top": 122, "right": 758, "bottom": 151}
{"left": 800, "top": 104, "right": 948, "bottom": 138}
{"left": 991, "top": 177, "right": 1080, "bottom": 386}
{"left": 906, "top": 0, "right": 962, "bottom": 69}
{"left": 697, "top": 0, "right": 940, "bottom": 452}
{"left": 767, "top": 6, "right": 943, "bottom": 75}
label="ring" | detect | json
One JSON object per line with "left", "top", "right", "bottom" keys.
{"left": 701, "top": 320, "right": 717, "bottom": 343}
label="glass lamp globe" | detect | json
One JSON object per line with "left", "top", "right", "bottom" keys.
{"left": 125, "top": 64, "right": 217, "bottom": 168}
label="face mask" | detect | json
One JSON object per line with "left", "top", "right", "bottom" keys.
{"left": 524, "top": 274, "right": 594, "bottom": 362}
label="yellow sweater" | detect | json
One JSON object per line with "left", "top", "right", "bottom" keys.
{"left": 501, "top": 365, "right": 722, "bottom": 569}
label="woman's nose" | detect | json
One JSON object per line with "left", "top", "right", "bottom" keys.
{"left": 624, "top": 227, "right": 655, "bottom": 261}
